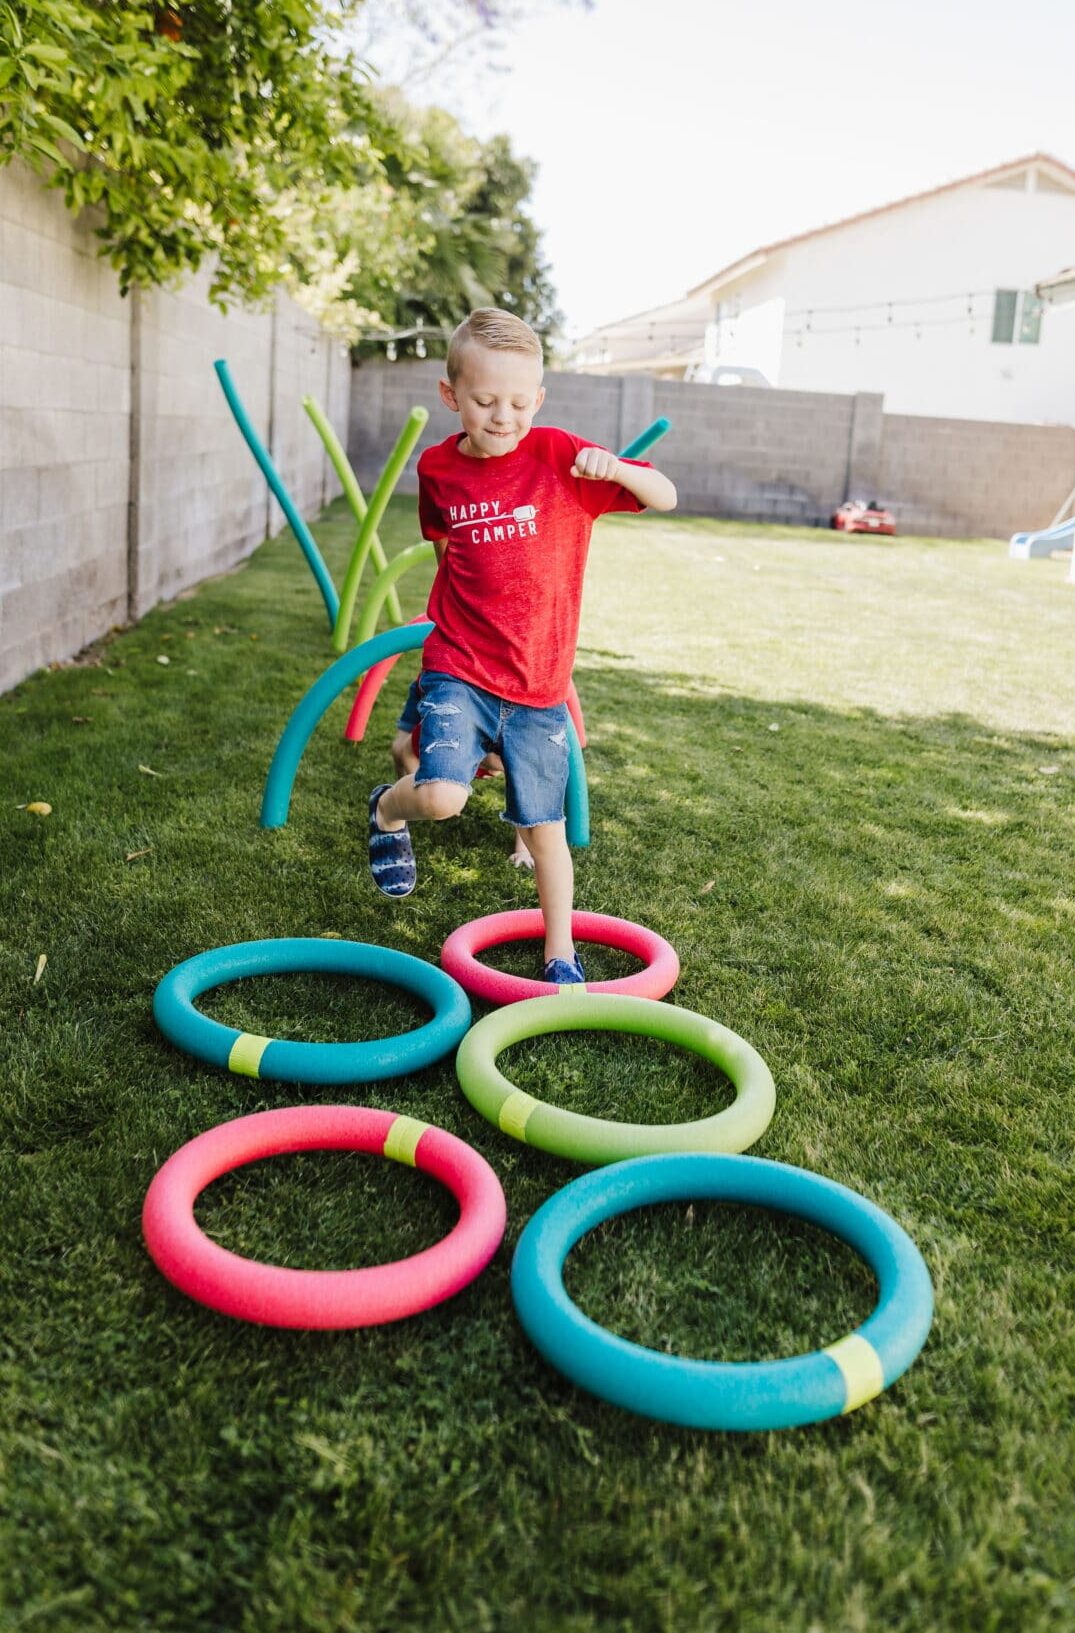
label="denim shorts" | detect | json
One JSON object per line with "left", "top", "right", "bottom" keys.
{"left": 413, "top": 670, "right": 570, "bottom": 829}
{"left": 396, "top": 677, "right": 421, "bottom": 734}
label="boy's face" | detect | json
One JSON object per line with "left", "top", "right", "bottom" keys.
{"left": 439, "top": 343, "right": 545, "bottom": 459}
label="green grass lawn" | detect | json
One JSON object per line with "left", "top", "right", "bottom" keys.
{"left": 1, "top": 497, "right": 1072, "bottom": 1632}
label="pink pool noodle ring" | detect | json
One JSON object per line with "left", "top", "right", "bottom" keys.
{"left": 142, "top": 1105, "right": 507, "bottom": 1328}
{"left": 441, "top": 909, "right": 680, "bottom": 1005}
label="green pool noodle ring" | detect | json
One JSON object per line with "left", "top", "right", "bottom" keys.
{"left": 333, "top": 407, "right": 429, "bottom": 653}
{"left": 302, "top": 394, "right": 403, "bottom": 626}
{"left": 213, "top": 359, "right": 339, "bottom": 629}
{"left": 353, "top": 543, "right": 436, "bottom": 650}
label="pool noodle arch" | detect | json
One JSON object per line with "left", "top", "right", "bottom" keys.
{"left": 302, "top": 394, "right": 403, "bottom": 625}
{"left": 259, "top": 619, "right": 591, "bottom": 846}
{"left": 618, "top": 417, "right": 671, "bottom": 460}
{"left": 353, "top": 542, "right": 436, "bottom": 650}
{"left": 337, "top": 418, "right": 672, "bottom": 745}
{"left": 213, "top": 359, "right": 339, "bottom": 631}
{"left": 332, "top": 408, "right": 429, "bottom": 654}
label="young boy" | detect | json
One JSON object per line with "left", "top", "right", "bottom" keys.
{"left": 368, "top": 307, "right": 677, "bottom": 983}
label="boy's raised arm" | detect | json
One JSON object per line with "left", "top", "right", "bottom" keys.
{"left": 570, "top": 444, "right": 678, "bottom": 512}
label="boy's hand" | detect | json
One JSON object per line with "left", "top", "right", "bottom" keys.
{"left": 570, "top": 445, "right": 621, "bottom": 482}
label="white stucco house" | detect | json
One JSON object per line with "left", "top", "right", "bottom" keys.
{"left": 569, "top": 154, "right": 1075, "bottom": 425}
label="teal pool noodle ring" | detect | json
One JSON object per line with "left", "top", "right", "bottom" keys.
{"left": 153, "top": 937, "right": 472, "bottom": 1084}
{"left": 512, "top": 1153, "right": 934, "bottom": 1431}
{"left": 214, "top": 359, "right": 339, "bottom": 629}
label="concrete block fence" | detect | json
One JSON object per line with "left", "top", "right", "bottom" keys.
{"left": 0, "top": 160, "right": 349, "bottom": 694}
{"left": 6, "top": 148, "right": 1075, "bottom": 696}
{"left": 349, "top": 359, "right": 1075, "bottom": 543}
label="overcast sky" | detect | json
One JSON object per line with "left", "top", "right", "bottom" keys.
{"left": 388, "top": 0, "right": 1075, "bottom": 337}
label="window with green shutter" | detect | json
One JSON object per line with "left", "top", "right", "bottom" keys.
{"left": 992, "top": 289, "right": 1018, "bottom": 342}
{"left": 992, "top": 290, "right": 1043, "bottom": 344}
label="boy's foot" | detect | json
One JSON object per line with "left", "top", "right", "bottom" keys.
{"left": 368, "top": 784, "right": 416, "bottom": 898}
{"left": 544, "top": 953, "right": 586, "bottom": 985}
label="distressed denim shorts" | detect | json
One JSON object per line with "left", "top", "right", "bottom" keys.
{"left": 413, "top": 670, "right": 571, "bottom": 829}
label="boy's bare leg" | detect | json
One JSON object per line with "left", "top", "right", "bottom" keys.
{"left": 521, "top": 820, "right": 575, "bottom": 964}
{"left": 391, "top": 728, "right": 418, "bottom": 779}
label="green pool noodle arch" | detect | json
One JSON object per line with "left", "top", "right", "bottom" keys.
{"left": 260, "top": 619, "right": 589, "bottom": 846}
{"left": 619, "top": 417, "right": 671, "bottom": 460}
{"left": 213, "top": 359, "right": 339, "bottom": 630}
{"left": 353, "top": 542, "right": 436, "bottom": 650}
{"left": 332, "top": 407, "right": 429, "bottom": 654}
{"left": 302, "top": 394, "right": 403, "bottom": 627}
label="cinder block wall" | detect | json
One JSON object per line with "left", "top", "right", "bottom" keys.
{"left": 0, "top": 161, "right": 132, "bottom": 690}
{"left": 349, "top": 359, "right": 1075, "bottom": 540}
{"left": 0, "top": 161, "right": 347, "bottom": 692}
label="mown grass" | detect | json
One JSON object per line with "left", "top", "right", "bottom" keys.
{"left": 1, "top": 495, "right": 1072, "bottom": 1632}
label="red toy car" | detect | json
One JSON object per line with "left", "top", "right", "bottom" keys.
{"left": 831, "top": 499, "right": 896, "bottom": 535}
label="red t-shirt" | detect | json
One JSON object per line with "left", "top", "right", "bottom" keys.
{"left": 417, "top": 425, "right": 647, "bottom": 707}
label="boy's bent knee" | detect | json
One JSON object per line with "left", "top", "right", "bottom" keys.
{"left": 413, "top": 779, "right": 470, "bottom": 820}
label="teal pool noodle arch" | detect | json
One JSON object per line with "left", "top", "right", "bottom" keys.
{"left": 260, "top": 621, "right": 589, "bottom": 846}
{"left": 214, "top": 359, "right": 339, "bottom": 629}
{"left": 619, "top": 418, "right": 671, "bottom": 461}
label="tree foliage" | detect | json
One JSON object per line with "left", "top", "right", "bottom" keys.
{"left": 0, "top": 0, "right": 563, "bottom": 343}
{"left": 347, "top": 95, "right": 562, "bottom": 357}
{"left": 0, "top": 0, "right": 387, "bottom": 305}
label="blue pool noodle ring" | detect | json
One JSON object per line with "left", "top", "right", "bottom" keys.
{"left": 511, "top": 1152, "right": 934, "bottom": 1432}
{"left": 153, "top": 938, "right": 472, "bottom": 1084}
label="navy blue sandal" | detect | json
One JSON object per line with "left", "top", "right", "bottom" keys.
{"left": 368, "top": 784, "right": 417, "bottom": 898}
{"left": 543, "top": 953, "right": 586, "bottom": 985}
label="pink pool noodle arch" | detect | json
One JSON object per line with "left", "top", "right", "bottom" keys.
{"left": 345, "top": 654, "right": 587, "bottom": 750}
{"left": 343, "top": 616, "right": 426, "bottom": 742}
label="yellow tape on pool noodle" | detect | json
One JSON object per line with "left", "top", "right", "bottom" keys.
{"left": 824, "top": 1333, "right": 885, "bottom": 1412}
{"left": 227, "top": 1033, "right": 271, "bottom": 1077}
{"left": 382, "top": 1115, "right": 429, "bottom": 1167}
{"left": 499, "top": 1089, "right": 539, "bottom": 1141}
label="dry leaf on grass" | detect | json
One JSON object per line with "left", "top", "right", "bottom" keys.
{"left": 33, "top": 953, "right": 47, "bottom": 984}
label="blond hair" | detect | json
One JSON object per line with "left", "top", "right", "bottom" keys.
{"left": 446, "top": 308, "right": 543, "bottom": 383}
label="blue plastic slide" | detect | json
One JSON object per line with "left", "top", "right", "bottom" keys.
{"left": 1009, "top": 516, "right": 1075, "bottom": 559}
